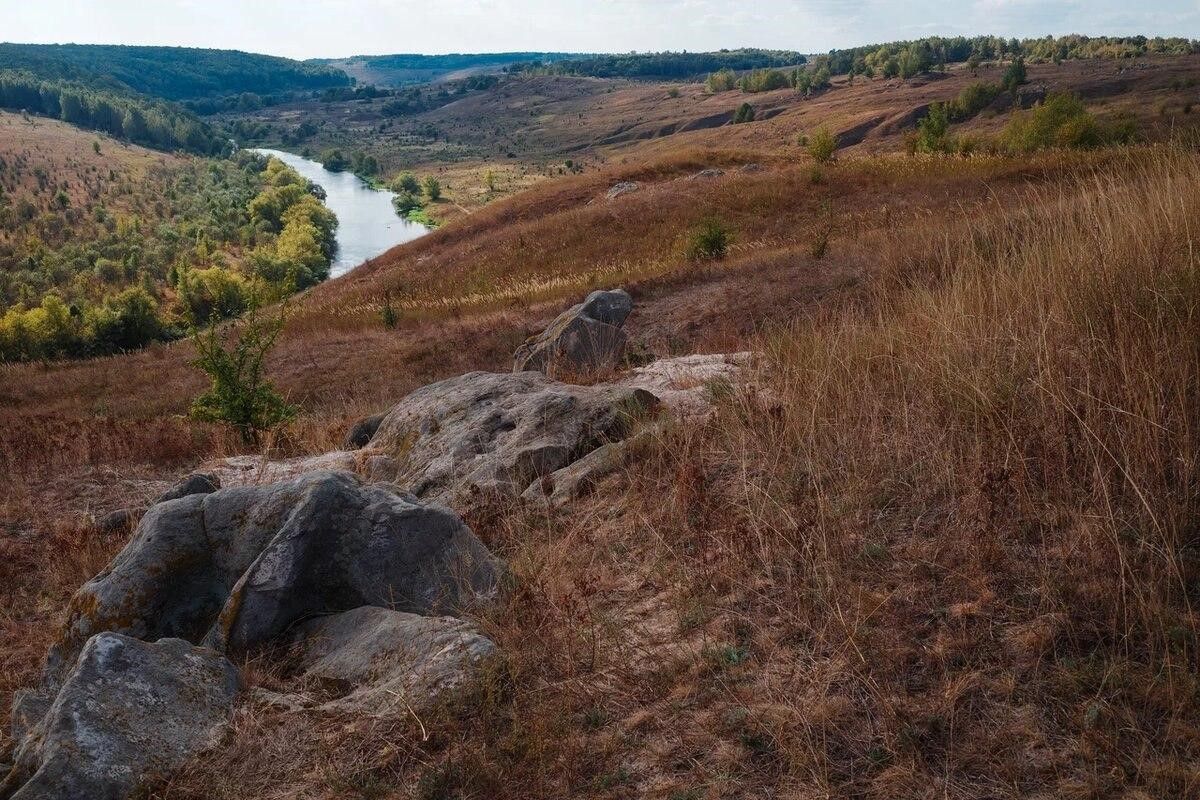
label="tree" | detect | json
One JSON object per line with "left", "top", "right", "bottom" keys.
{"left": 391, "top": 172, "right": 421, "bottom": 194}
{"left": 190, "top": 309, "right": 295, "bottom": 445}
{"left": 423, "top": 176, "right": 442, "bottom": 201}
{"left": 1002, "top": 57, "right": 1028, "bottom": 92}
{"left": 808, "top": 127, "right": 838, "bottom": 162}
{"left": 733, "top": 103, "right": 755, "bottom": 124}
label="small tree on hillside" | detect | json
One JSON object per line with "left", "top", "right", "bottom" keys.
{"left": 190, "top": 308, "right": 295, "bottom": 446}
{"left": 733, "top": 103, "right": 756, "bottom": 124}
{"left": 423, "top": 176, "right": 442, "bottom": 201}
{"left": 808, "top": 127, "right": 838, "bottom": 163}
{"left": 1002, "top": 57, "right": 1028, "bottom": 93}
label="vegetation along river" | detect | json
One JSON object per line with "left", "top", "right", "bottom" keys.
{"left": 253, "top": 148, "right": 428, "bottom": 277}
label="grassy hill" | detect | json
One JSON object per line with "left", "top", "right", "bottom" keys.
{"left": 318, "top": 52, "right": 585, "bottom": 87}
{"left": 0, "top": 43, "right": 350, "bottom": 101}
{"left": 2, "top": 42, "right": 1200, "bottom": 800}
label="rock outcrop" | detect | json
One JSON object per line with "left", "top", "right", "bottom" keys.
{"left": 48, "top": 470, "right": 500, "bottom": 676}
{"left": 343, "top": 413, "right": 386, "bottom": 450}
{"left": 2, "top": 634, "right": 238, "bottom": 800}
{"left": 282, "top": 606, "right": 496, "bottom": 715}
{"left": 368, "top": 370, "right": 659, "bottom": 505}
{"left": 513, "top": 289, "right": 633, "bottom": 375}
{"left": 157, "top": 472, "right": 220, "bottom": 503}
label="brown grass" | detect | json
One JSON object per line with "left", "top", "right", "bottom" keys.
{"left": 128, "top": 149, "right": 1200, "bottom": 799}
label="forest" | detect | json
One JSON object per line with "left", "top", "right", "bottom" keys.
{"left": 0, "top": 44, "right": 351, "bottom": 102}
{"left": 0, "top": 71, "right": 225, "bottom": 154}
{"left": 0, "top": 152, "right": 336, "bottom": 362}
{"left": 514, "top": 48, "right": 806, "bottom": 79}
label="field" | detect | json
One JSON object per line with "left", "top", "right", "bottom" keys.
{"left": 3, "top": 52, "right": 1200, "bottom": 799}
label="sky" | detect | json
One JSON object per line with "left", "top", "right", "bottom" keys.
{"left": 1, "top": 0, "right": 1197, "bottom": 60}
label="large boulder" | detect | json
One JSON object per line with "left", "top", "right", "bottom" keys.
{"left": 47, "top": 470, "right": 500, "bottom": 678}
{"left": 283, "top": 606, "right": 496, "bottom": 715}
{"left": 368, "top": 370, "right": 659, "bottom": 506}
{"left": 513, "top": 289, "right": 633, "bottom": 375}
{"left": 2, "top": 634, "right": 238, "bottom": 800}
{"left": 343, "top": 413, "right": 386, "bottom": 450}
{"left": 156, "top": 472, "right": 220, "bottom": 503}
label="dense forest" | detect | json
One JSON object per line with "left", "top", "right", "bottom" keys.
{"left": 0, "top": 150, "right": 336, "bottom": 362}
{"left": 0, "top": 44, "right": 350, "bottom": 102}
{"left": 816, "top": 34, "right": 1200, "bottom": 79}
{"left": 0, "top": 71, "right": 225, "bottom": 154}
{"left": 513, "top": 49, "right": 806, "bottom": 79}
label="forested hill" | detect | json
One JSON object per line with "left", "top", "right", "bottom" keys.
{"left": 317, "top": 52, "right": 585, "bottom": 87}
{"left": 515, "top": 49, "right": 806, "bottom": 79}
{"left": 0, "top": 44, "right": 350, "bottom": 101}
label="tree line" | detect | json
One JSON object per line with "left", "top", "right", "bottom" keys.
{"left": 0, "top": 70, "right": 225, "bottom": 154}
{"left": 513, "top": 49, "right": 806, "bottom": 80}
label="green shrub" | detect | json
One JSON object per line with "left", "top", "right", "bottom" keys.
{"left": 423, "top": 176, "right": 442, "bottom": 201}
{"left": 1001, "top": 92, "right": 1137, "bottom": 153}
{"left": 807, "top": 127, "right": 838, "bottom": 163}
{"left": 733, "top": 103, "right": 755, "bottom": 124}
{"left": 390, "top": 172, "right": 421, "bottom": 194}
{"left": 686, "top": 218, "right": 733, "bottom": 260}
{"left": 706, "top": 68, "right": 738, "bottom": 93}
{"left": 1002, "top": 57, "right": 1027, "bottom": 92}
{"left": 190, "top": 309, "right": 295, "bottom": 445}
{"left": 913, "top": 102, "right": 953, "bottom": 153}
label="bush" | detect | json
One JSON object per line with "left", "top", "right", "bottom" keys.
{"left": 1001, "top": 92, "right": 1136, "bottom": 152}
{"left": 733, "top": 103, "right": 755, "bottom": 124}
{"left": 807, "top": 128, "right": 838, "bottom": 162}
{"left": 423, "top": 176, "right": 442, "bottom": 201}
{"left": 951, "top": 81, "right": 1002, "bottom": 119}
{"left": 686, "top": 218, "right": 733, "bottom": 260}
{"left": 706, "top": 68, "right": 738, "bottom": 93}
{"left": 740, "top": 69, "right": 790, "bottom": 93}
{"left": 190, "top": 309, "right": 295, "bottom": 445}
{"left": 913, "top": 103, "right": 953, "bottom": 153}
{"left": 1002, "top": 57, "right": 1027, "bottom": 92}
{"left": 390, "top": 172, "right": 421, "bottom": 194}
{"left": 393, "top": 191, "right": 422, "bottom": 215}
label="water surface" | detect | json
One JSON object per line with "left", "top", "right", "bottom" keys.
{"left": 253, "top": 148, "right": 427, "bottom": 278}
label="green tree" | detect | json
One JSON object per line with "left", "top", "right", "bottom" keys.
{"left": 190, "top": 309, "right": 295, "bottom": 445}
{"left": 422, "top": 176, "right": 442, "bottom": 201}
{"left": 807, "top": 127, "right": 838, "bottom": 162}
{"left": 1002, "top": 57, "right": 1028, "bottom": 92}
{"left": 733, "top": 102, "right": 755, "bottom": 124}
{"left": 686, "top": 217, "right": 733, "bottom": 260}
{"left": 391, "top": 172, "right": 421, "bottom": 194}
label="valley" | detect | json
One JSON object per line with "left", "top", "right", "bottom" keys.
{"left": 2, "top": 30, "right": 1200, "bottom": 800}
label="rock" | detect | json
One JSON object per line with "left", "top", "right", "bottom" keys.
{"left": 521, "top": 430, "right": 654, "bottom": 508}
{"left": 286, "top": 606, "right": 496, "bottom": 715}
{"left": 605, "top": 181, "right": 640, "bottom": 200}
{"left": 739, "top": 163, "right": 764, "bottom": 173}
{"left": 92, "top": 507, "right": 143, "bottom": 535}
{"left": 156, "top": 472, "right": 220, "bottom": 503}
{"left": 689, "top": 168, "right": 725, "bottom": 180}
{"left": 370, "top": 370, "right": 660, "bottom": 506}
{"left": 513, "top": 289, "right": 633, "bottom": 375}
{"left": 48, "top": 471, "right": 500, "bottom": 676}
{"left": 204, "top": 450, "right": 361, "bottom": 488}
{"left": 3, "top": 633, "right": 238, "bottom": 800}
{"left": 616, "top": 352, "right": 754, "bottom": 419}
{"left": 343, "top": 413, "right": 385, "bottom": 450}
{"left": 578, "top": 289, "right": 633, "bottom": 327}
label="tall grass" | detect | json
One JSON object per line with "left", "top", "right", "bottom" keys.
{"left": 638, "top": 148, "right": 1200, "bottom": 796}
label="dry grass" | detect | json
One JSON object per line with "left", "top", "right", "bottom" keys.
{"left": 134, "top": 150, "right": 1200, "bottom": 799}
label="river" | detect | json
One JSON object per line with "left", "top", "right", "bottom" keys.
{"left": 252, "top": 148, "right": 428, "bottom": 278}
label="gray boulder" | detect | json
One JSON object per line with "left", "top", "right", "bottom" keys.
{"left": 521, "top": 429, "right": 654, "bottom": 509}
{"left": 285, "top": 606, "right": 496, "bottom": 715}
{"left": 343, "top": 413, "right": 385, "bottom": 450}
{"left": 47, "top": 470, "right": 500, "bottom": 677}
{"left": 369, "top": 370, "right": 659, "bottom": 506}
{"left": 3, "top": 633, "right": 238, "bottom": 800}
{"left": 605, "top": 181, "right": 640, "bottom": 200}
{"left": 156, "top": 472, "right": 220, "bottom": 503}
{"left": 513, "top": 289, "right": 633, "bottom": 375}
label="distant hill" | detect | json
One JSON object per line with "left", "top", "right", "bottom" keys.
{"left": 0, "top": 43, "right": 351, "bottom": 101}
{"left": 521, "top": 49, "right": 808, "bottom": 79}
{"left": 316, "top": 52, "right": 587, "bottom": 87}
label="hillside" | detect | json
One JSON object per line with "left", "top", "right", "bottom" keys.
{"left": 0, "top": 111, "right": 338, "bottom": 360}
{"left": 317, "top": 52, "right": 585, "bottom": 87}
{"left": 3, "top": 41, "right": 1200, "bottom": 800}
{"left": 0, "top": 43, "right": 350, "bottom": 101}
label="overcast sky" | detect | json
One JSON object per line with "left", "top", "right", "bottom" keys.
{"left": 2, "top": 0, "right": 1198, "bottom": 60}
